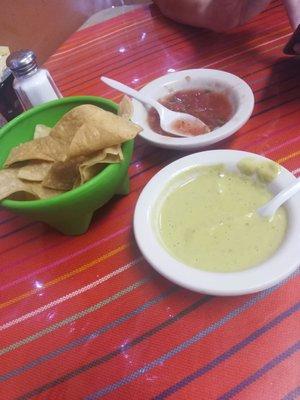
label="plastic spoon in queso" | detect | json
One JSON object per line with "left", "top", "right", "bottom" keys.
{"left": 101, "top": 76, "right": 210, "bottom": 137}
{"left": 258, "top": 178, "right": 300, "bottom": 218}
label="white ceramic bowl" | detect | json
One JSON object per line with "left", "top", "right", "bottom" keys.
{"left": 132, "top": 69, "right": 254, "bottom": 150}
{"left": 134, "top": 150, "right": 300, "bottom": 296}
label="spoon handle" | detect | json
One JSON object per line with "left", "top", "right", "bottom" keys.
{"left": 101, "top": 76, "right": 160, "bottom": 110}
{"left": 259, "top": 178, "right": 300, "bottom": 217}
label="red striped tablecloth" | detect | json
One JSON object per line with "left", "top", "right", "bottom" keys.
{"left": 0, "top": 1, "right": 299, "bottom": 399}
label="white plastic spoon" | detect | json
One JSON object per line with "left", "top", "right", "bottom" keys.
{"left": 101, "top": 76, "right": 210, "bottom": 137}
{"left": 258, "top": 178, "right": 300, "bottom": 218}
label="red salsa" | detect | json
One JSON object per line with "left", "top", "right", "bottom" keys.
{"left": 148, "top": 89, "right": 233, "bottom": 136}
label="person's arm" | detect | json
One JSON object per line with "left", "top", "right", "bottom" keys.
{"left": 153, "top": 0, "right": 272, "bottom": 32}
{"left": 283, "top": 0, "right": 300, "bottom": 54}
{"left": 283, "top": 0, "right": 300, "bottom": 29}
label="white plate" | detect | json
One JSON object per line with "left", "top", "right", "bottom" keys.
{"left": 132, "top": 69, "right": 254, "bottom": 150}
{"left": 134, "top": 150, "right": 300, "bottom": 296}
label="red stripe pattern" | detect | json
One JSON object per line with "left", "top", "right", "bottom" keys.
{"left": 0, "top": 1, "right": 299, "bottom": 399}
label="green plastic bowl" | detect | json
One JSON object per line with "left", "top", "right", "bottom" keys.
{"left": 0, "top": 96, "right": 134, "bottom": 235}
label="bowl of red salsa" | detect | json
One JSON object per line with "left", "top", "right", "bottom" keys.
{"left": 132, "top": 69, "right": 254, "bottom": 150}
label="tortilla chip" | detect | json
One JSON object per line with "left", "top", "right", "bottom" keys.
{"left": 4, "top": 136, "right": 67, "bottom": 167}
{"left": 50, "top": 105, "right": 101, "bottom": 145}
{"left": 79, "top": 145, "right": 123, "bottom": 183}
{"left": 42, "top": 157, "right": 84, "bottom": 191}
{"left": 1, "top": 104, "right": 141, "bottom": 201}
{"left": 118, "top": 96, "right": 133, "bottom": 120}
{"left": 68, "top": 108, "right": 141, "bottom": 158}
{"left": 34, "top": 124, "right": 51, "bottom": 139}
{"left": 77, "top": 164, "right": 106, "bottom": 186}
{"left": 0, "top": 168, "right": 62, "bottom": 200}
{"left": 29, "top": 181, "right": 63, "bottom": 199}
{"left": 17, "top": 161, "right": 53, "bottom": 182}
{"left": 8, "top": 191, "right": 38, "bottom": 201}
{"left": 0, "top": 169, "right": 31, "bottom": 200}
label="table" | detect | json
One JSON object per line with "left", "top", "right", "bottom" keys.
{"left": 1, "top": 1, "right": 299, "bottom": 399}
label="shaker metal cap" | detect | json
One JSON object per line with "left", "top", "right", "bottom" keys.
{"left": 6, "top": 49, "right": 37, "bottom": 77}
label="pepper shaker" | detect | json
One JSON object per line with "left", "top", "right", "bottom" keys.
{"left": 0, "top": 46, "right": 23, "bottom": 126}
{"left": 6, "top": 49, "right": 62, "bottom": 111}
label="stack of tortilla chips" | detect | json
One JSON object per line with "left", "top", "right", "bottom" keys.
{"left": 0, "top": 98, "right": 141, "bottom": 201}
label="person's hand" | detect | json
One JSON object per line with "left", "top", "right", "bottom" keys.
{"left": 153, "top": 0, "right": 272, "bottom": 32}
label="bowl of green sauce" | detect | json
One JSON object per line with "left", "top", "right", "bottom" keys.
{"left": 134, "top": 150, "right": 300, "bottom": 296}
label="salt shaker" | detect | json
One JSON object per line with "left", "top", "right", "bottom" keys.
{"left": 6, "top": 49, "right": 62, "bottom": 111}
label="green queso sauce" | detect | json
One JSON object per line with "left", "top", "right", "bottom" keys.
{"left": 157, "top": 164, "right": 287, "bottom": 272}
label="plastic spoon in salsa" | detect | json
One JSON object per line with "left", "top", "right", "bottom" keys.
{"left": 258, "top": 178, "right": 300, "bottom": 218}
{"left": 101, "top": 76, "right": 210, "bottom": 137}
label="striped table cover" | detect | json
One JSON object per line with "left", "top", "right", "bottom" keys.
{"left": 0, "top": 1, "right": 299, "bottom": 399}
